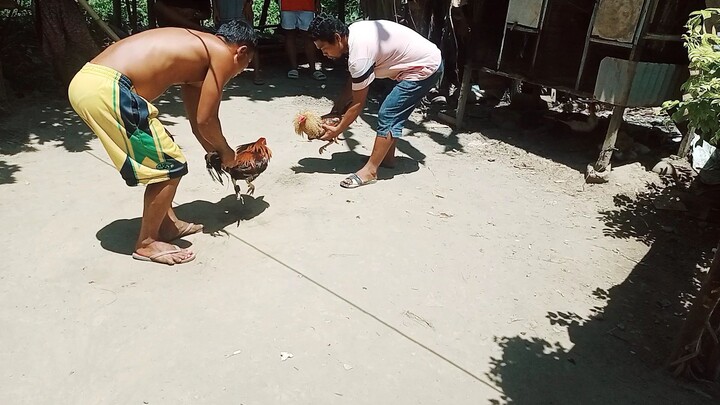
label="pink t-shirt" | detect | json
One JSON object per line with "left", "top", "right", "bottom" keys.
{"left": 348, "top": 20, "right": 442, "bottom": 91}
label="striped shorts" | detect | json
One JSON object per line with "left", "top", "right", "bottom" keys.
{"left": 68, "top": 63, "right": 188, "bottom": 186}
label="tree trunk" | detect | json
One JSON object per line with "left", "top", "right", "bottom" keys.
{"left": 669, "top": 238, "right": 720, "bottom": 382}
{"left": 0, "top": 55, "right": 8, "bottom": 110}
{"left": 360, "top": 0, "right": 402, "bottom": 21}
{"left": 35, "top": 0, "right": 99, "bottom": 86}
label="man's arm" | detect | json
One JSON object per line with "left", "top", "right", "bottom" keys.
{"left": 180, "top": 83, "right": 214, "bottom": 152}
{"left": 320, "top": 84, "right": 369, "bottom": 141}
{"left": 190, "top": 45, "right": 238, "bottom": 166}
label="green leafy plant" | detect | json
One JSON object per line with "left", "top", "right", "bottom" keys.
{"left": 88, "top": 0, "right": 149, "bottom": 29}
{"left": 663, "top": 8, "right": 720, "bottom": 146}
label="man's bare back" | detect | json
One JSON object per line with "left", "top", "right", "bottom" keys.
{"left": 92, "top": 28, "right": 235, "bottom": 101}
{"left": 87, "top": 23, "right": 255, "bottom": 162}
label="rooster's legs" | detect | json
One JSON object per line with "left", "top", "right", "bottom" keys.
{"left": 246, "top": 180, "right": 255, "bottom": 196}
{"left": 231, "top": 178, "right": 241, "bottom": 201}
{"left": 318, "top": 139, "right": 338, "bottom": 155}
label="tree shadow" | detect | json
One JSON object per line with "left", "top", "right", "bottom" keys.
{"left": 0, "top": 160, "right": 20, "bottom": 185}
{"left": 95, "top": 195, "right": 270, "bottom": 255}
{"left": 487, "top": 171, "right": 720, "bottom": 403}
{"left": 1, "top": 101, "right": 94, "bottom": 154}
{"left": 290, "top": 150, "right": 420, "bottom": 180}
{"left": 0, "top": 99, "right": 95, "bottom": 182}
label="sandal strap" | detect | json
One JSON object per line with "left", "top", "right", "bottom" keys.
{"left": 347, "top": 173, "right": 362, "bottom": 185}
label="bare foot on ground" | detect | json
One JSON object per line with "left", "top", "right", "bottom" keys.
{"left": 159, "top": 220, "right": 204, "bottom": 242}
{"left": 133, "top": 241, "right": 195, "bottom": 265}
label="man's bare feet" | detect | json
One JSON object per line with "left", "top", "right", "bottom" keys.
{"left": 159, "top": 220, "right": 203, "bottom": 242}
{"left": 133, "top": 240, "right": 195, "bottom": 265}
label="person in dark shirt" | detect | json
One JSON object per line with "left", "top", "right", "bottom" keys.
{"left": 154, "top": 0, "right": 212, "bottom": 31}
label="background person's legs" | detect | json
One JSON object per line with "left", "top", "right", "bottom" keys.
{"left": 284, "top": 28, "right": 299, "bottom": 77}
{"left": 300, "top": 29, "right": 325, "bottom": 80}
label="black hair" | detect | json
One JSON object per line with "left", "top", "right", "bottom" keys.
{"left": 308, "top": 13, "right": 349, "bottom": 43}
{"left": 216, "top": 19, "right": 258, "bottom": 49}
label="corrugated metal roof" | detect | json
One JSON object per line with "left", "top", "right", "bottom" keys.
{"left": 594, "top": 57, "right": 687, "bottom": 106}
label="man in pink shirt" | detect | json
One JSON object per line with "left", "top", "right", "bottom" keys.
{"left": 308, "top": 14, "right": 443, "bottom": 188}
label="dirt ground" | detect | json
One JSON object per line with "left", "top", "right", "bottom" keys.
{"left": 1, "top": 67, "right": 719, "bottom": 404}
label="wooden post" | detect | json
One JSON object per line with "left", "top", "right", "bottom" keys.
{"left": 130, "top": 0, "right": 137, "bottom": 32}
{"left": 676, "top": 124, "right": 695, "bottom": 159}
{"left": 0, "top": 56, "right": 8, "bottom": 111}
{"left": 0, "top": 0, "right": 11, "bottom": 110}
{"left": 147, "top": 0, "right": 156, "bottom": 28}
{"left": 594, "top": 105, "right": 625, "bottom": 172}
{"left": 338, "top": 0, "right": 346, "bottom": 22}
{"left": 112, "top": 0, "right": 122, "bottom": 28}
{"left": 588, "top": 0, "right": 654, "bottom": 181}
{"left": 454, "top": 63, "right": 473, "bottom": 129}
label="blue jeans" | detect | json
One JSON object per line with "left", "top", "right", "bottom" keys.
{"left": 376, "top": 62, "right": 443, "bottom": 138}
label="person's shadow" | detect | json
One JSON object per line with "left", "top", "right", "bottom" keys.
{"left": 96, "top": 195, "right": 270, "bottom": 255}
{"left": 291, "top": 150, "right": 420, "bottom": 180}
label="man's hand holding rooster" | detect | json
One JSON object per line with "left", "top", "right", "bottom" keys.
{"left": 320, "top": 123, "right": 342, "bottom": 142}
{"left": 219, "top": 146, "right": 237, "bottom": 169}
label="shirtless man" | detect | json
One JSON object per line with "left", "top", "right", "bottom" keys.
{"left": 68, "top": 20, "right": 257, "bottom": 265}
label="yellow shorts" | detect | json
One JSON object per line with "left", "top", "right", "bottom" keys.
{"left": 68, "top": 63, "right": 188, "bottom": 186}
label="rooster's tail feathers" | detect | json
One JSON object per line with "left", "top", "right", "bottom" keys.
{"left": 205, "top": 154, "right": 227, "bottom": 185}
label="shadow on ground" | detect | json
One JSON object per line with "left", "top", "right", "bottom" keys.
{"left": 291, "top": 150, "right": 420, "bottom": 180}
{"left": 96, "top": 194, "right": 269, "bottom": 255}
{"left": 0, "top": 100, "right": 94, "bottom": 185}
{"left": 487, "top": 170, "right": 720, "bottom": 403}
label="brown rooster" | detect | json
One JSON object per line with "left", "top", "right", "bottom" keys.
{"left": 205, "top": 137, "right": 272, "bottom": 200}
{"left": 293, "top": 110, "right": 343, "bottom": 154}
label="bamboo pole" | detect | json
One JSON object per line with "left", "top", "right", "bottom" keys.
{"left": 75, "top": 0, "right": 121, "bottom": 42}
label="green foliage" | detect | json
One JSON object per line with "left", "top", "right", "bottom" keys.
{"left": 663, "top": 8, "right": 720, "bottom": 146}
{"left": 251, "top": 0, "right": 280, "bottom": 26}
{"left": 88, "top": 0, "right": 149, "bottom": 29}
{"left": 83, "top": 0, "right": 359, "bottom": 30}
